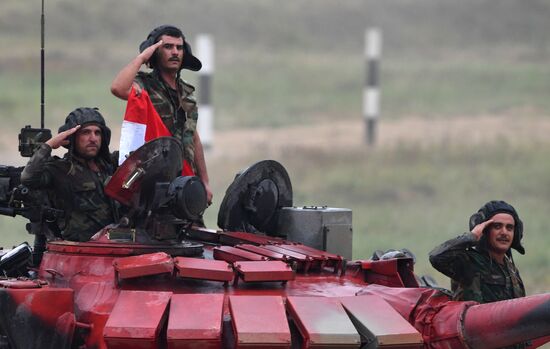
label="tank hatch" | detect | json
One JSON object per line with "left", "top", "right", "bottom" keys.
{"left": 104, "top": 137, "right": 207, "bottom": 245}
{"left": 105, "top": 137, "right": 183, "bottom": 208}
{"left": 217, "top": 160, "right": 292, "bottom": 235}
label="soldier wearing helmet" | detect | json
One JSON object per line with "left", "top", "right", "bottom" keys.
{"left": 110, "top": 25, "right": 212, "bottom": 205}
{"left": 429, "top": 200, "right": 525, "bottom": 304}
{"left": 21, "top": 107, "right": 119, "bottom": 241}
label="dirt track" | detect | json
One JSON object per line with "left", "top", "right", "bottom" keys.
{"left": 208, "top": 114, "right": 550, "bottom": 161}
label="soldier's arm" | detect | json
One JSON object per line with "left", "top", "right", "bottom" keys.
{"left": 110, "top": 41, "right": 163, "bottom": 100}
{"left": 21, "top": 125, "right": 81, "bottom": 188}
{"left": 193, "top": 131, "right": 212, "bottom": 204}
{"left": 428, "top": 232, "right": 479, "bottom": 280}
{"left": 429, "top": 218, "right": 494, "bottom": 280}
{"left": 20, "top": 144, "right": 55, "bottom": 188}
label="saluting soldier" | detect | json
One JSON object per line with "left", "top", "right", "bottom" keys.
{"left": 429, "top": 200, "right": 526, "bottom": 304}
{"left": 21, "top": 107, "right": 118, "bottom": 241}
{"left": 110, "top": 24, "right": 212, "bottom": 205}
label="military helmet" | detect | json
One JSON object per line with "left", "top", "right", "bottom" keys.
{"left": 469, "top": 200, "right": 525, "bottom": 254}
{"left": 58, "top": 107, "right": 111, "bottom": 160}
{"left": 139, "top": 25, "right": 202, "bottom": 72}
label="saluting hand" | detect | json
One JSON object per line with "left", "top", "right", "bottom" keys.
{"left": 471, "top": 218, "right": 494, "bottom": 240}
{"left": 46, "top": 125, "right": 81, "bottom": 149}
{"left": 138, "top": 40, "right": 164, "bottom": 65}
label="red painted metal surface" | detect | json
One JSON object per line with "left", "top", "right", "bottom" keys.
{"left": 286, "top": 296, "right": 361, "bottom": 348}
{"left": 47, "top": 240, "right": 135, "bottom": 256}
{"left": 276, "top": 244, "right": 330, "bottom": 273}
{"left": 339, "top": 295, "right": 423, "bottom": 348}
{"left": 213, "top": 245, "right": 268, "bottom": 263}
{"left": 286, "top": 243, "right": 343, "bottom": 260}
{"left": 278, "top": 244, "right": 327, "bottom": 261}
{"left": 259, "top": 245, "right": 310, "bottom": 261}
{"left": 38, "top": 250, "right": 120, "bottom": 348}
{"left": 47, "top": 238, "right": 196, "bottom": 257}
{"left": 0, "top": 278, "right": 46, "bottom": 288}
{"left": 167, "top": 293, "right": 225, "bottom": 349}
{"left": 233, "top": 261, "right": 295, "bottom": 283}
{"left": 0, "top": 238, "right": 544, "bottom": 349}
{"left": 229, "top": 295, "right": 291, "bottom": 348}
{"left": 241, "top": 243, "right": 328, "bottom": 274}
{"left": 0, "top": 287, "right": 76, "bottom": 348}
{"left": 531, "top": 335, "right": 550, "bottom": 348}
{"left": 103, "top": 146, "right": 157, "bottom": 206}
{"left": 360, "top": 258, "right": 419, "bottom": 287}
{"left": 260, "top": 245, "right": 314, "bottom": 272}
{"left": 357, "top": 284, "right": 521, "bottom": 349}
{"left": 174, "top": 256, "right": 234, "bottom": 282}
{"left": 103, "top": 290, "right": 172, "bottom": 349}
{"left": 279, "top": 243, "right": 345, "bottom": 273}
{"left": 113, "top": 252, "right": 174, "bottom": 280}
{"left": 236, "top": 244, "right": 290, "bottom": 261}
{"left": 463, "top": 293, "right": 550, "bottom": 349}
{"left": 219, "top": 231, "right": 286, "bottom": 246}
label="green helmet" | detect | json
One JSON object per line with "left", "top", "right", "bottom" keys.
{"left": 58, "top": 107, "right": 112, "bottom": 161}
{"left": 469, "top": 200, "right": 525, "bottom": 254}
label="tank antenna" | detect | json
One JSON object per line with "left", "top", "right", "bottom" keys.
{"left": 17, "top": 0, "right": 51, "bottom": 158}
{"left": 40, "top": 0, "right": 45, "bottom": 128}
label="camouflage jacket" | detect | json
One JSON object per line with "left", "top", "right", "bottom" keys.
{"left": 20, "top": 144, "right": 117, "bottom": 242}
{"left": 135, "top": 71, "right": 199, "bottom": 172}
{"left": 429, "top": 232, "right": 525, "bottom": 304}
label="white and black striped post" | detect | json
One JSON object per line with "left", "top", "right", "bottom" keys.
{"left": 363, "top": 28, "right": 382, "bottom": 145}
{"left": 196, "top": 34, "right": 214, "bottom": 149}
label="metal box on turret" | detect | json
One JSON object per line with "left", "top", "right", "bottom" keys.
{"left": 278, "top": 206, "right": 353, "bottom": 260}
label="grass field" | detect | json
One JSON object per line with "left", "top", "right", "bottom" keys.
{"left": 2, "top": 57, "right": 550, "bottom": 131}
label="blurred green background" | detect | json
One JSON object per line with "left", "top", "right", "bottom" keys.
{"left": 1, "top": 0, "right": 549, "bottom": 294}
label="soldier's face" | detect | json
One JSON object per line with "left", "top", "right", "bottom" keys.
{"left": 487, "top": 213, "right": 515, "bottom": 255}
{"left": 157, "top": 35, "right": 184, "bottom": 72}
{"left": 75, "top": 125, "right": 102, "bottom": 159}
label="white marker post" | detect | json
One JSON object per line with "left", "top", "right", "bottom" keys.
{"left": 196, "top": 34, "right": 214, "bottom": 149}
{"left": 364, "top": 28, "right": 381, "bottom": 145}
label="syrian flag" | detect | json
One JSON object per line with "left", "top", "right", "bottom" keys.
{"left": 118, "top": 86, "right": 195, "bottom": 175}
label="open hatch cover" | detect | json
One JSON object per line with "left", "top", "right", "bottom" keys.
{"left": 105, "top": 137, "right": 182, "bottom": 208}
{"left": 217, "top": 160, "right": 292, "bottom": 235}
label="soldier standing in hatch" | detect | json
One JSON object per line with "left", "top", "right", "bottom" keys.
{"left": 429, "top": 200, "right": 525, "bottom": 304}
{"left": 21, "top": 107, "right": 118, "bottom": 242}
{"left": 110, "top": 24, "right": 212, "bottom": 205}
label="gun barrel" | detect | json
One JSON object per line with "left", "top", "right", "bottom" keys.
{"left": 0, "top": 207, "right": 16, "bottom": 217}
{"left": 463, "top": 293, "right": 550, "bottom": 348}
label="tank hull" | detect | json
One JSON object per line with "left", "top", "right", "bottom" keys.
{"left": 1, "top": 237, "right": 548, "bottom": 349}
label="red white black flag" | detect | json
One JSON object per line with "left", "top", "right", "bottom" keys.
{"left": 118, "top": 87, "right": 194, "bottom": 175}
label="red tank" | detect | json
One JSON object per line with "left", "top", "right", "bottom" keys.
{"left": 1, "top": 138, "right": 549, "bottom": 349}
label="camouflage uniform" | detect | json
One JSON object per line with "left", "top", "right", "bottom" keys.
{"left": 20, "top": 144, "right": 117, "bottom": 242}
{"left": 429, "top": 232, "right": 525, "bottom": 303}
{"left": 21, "top": 108, "right": 118, "bottom": 242}
{"left": 135, "top": 71, "right": 199, "bottom": 173}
